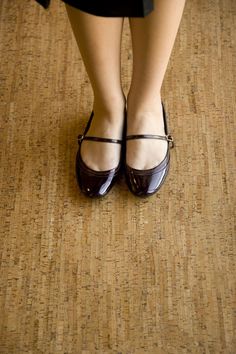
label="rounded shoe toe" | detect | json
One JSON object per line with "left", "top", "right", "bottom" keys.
{"left": 125, "top": 153, "right": 170, "bottom": 197}
{"left": 76, "top": 151, "right": 120, "bottom": 198}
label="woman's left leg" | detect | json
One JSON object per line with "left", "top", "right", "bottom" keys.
{"left": 127, "top": 0, "right": 186, "bottom": 170}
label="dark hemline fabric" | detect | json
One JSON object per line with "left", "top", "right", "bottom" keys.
{"left": 35, "top": 0, "right": 154, "bottom": 17}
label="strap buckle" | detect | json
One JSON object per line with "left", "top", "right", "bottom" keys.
{"left": 77, "top": 134, "right": 84, "bottom": 145}
{"left": 166, "top": 134, "right": 174, "bottom": 148}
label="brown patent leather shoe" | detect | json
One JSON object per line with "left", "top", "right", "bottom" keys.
{"left": 124, "top": 101, "right": 174, "bottom": 197}
{"left": 76, "top": 110, "right": 125, "bottom": 198}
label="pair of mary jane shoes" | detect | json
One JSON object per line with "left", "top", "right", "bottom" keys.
{"left": 75, "top": 102, "right": 174, "bottom": 198}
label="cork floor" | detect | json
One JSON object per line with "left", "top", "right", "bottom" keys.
{"left": 0, "top": 0, "right": 235, "bottom": 353}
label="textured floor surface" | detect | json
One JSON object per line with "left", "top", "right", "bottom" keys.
{"left": 0, "top": 0, "right": 235, "bottom": 353}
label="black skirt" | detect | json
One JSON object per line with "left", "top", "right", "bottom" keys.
{"left": 35, "top": 0, "right": 154, "bottom": 17}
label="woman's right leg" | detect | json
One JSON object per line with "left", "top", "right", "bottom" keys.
{"left": 65, "top": 4, "right": 126, "bottom": 171}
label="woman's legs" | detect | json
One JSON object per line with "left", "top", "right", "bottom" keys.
{"left": 127, "top": 0, "right": 186, "bottom": 169}
{"left": 65, "top": 5, "right": 126, "bottom": 171}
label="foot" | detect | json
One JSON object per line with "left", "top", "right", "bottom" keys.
{"left": 80, "top": 97, "right": 126, "bottom": 171}
{"left": 126, "top": 94, "right": 168, "bottom": 170}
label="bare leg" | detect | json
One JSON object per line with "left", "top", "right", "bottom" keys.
{"left": 65, "top": 5, "right": 126, "bottom": 171}
{"left": 127, "top": 0, "right": 186, "bottom": 169}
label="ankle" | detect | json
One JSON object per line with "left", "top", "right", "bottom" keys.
{"left": 126, "top": 96, "right": 166, "bottom": 135}
{"left": 93, "top": 93, "right": 126, "bottom": 121}
{"left": 127, "top": 92, "right": 162, "bottom": 117}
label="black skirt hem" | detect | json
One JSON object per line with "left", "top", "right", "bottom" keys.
{"left": 35, "top": 0, "right": 154, "bottom": 17}
{"left": 62, "top": 0, "right": 154, "bottom": 17}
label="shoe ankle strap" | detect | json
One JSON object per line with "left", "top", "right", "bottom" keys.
{"left": 126, "top": 134, "right": 174, "bottom": 148}
{"left": 78, "top": 134, "right": 122, "bottom": 145}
